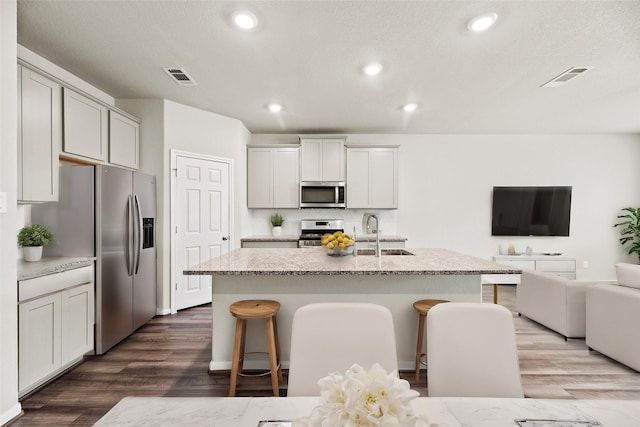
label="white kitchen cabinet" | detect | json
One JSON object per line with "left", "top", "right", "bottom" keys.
{"left": 18, "top": 65, "right": 60, "bottom": 203}
{"left": 62, "top": 88, "right": 108, "bottom": 162}
{"left": 109, "top": 110, "right": 140, "bottom": 169}
{"left": 354, "top": 239, "right": 406, "bottom": 250}
{"left": 61, "top": 283, "right": 95, "bottom": 362}
{"left": 300, "top": 138, "right": 345, "bottom": 182}
{"left": 247, "top": 145, "right": 299, "bottom": 208}
{"left": 241, "top": 240, "right": 299, "bottom": 248}
{"left": 18, "top": 292, "right": 61, "bottom": 394}
{"left": 18, "top": 265, "right": 95, "bottom": 396}
{"left": 346, "top": 146, "right": 398, "bottom": 209}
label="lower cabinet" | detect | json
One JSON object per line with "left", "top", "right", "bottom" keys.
{"left": 354, "top": 239, "right": 406, "bottom": 250}
{"left": 241, "top": 240, "right": 299, "bottom": 248}
{"left": 18, "top": 266, "right": 94, "bottom": 397}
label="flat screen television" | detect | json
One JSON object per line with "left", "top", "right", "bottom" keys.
{"left": 491, "top": 186, "right": 572, "bottom": 236}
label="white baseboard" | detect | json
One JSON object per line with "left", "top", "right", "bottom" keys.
{"left": 156, "top": 308, "right": 171, "bottom": 316}
{"left": 0, "top": 403, "right": 23, "bottom": 426}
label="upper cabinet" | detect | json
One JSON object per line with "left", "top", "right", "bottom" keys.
{"left": 62, "top": 88, "right": 108, "bottom": 162}
{"left": 300, "top": 138, "right": 345, "bottom": 182}
{"left": 346, "top": 146, "right": 399, "bottom": 209}
{"left": 109, "top": 111, "right": 140, "bottom": 169}
{"left": 18, "top": 65, "right": 60, "bottom": 203}
{"left": 247, "top": 145, "right": 300, "bottom": 208}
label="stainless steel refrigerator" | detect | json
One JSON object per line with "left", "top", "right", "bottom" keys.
{"left": 32, "top": 164, "right": 157, "bottom": 354}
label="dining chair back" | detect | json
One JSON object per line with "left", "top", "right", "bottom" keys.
{"left": 427, "top": 302, "right": 524, "bottom": 397}
{"left": 287, "top": 302, "right": 398, "bottom": 396}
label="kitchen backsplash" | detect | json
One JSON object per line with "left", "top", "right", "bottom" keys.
{"left": 248, "top": 208, "right": 397, "bottom": 237}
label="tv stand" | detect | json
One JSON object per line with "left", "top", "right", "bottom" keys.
{"left": 482, "top": 254, "right": 576, "bottom": 303}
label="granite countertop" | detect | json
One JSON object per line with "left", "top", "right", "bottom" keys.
{"left": 184, "top": 247, "right": 520, "bottom": 276}
{"left": 18, "top": 257, "right": 95, "bottom": 281}
{"left": 240, "top": 234, "right": 407, "bottom": 242}
{"left": 240, "top": 235, "right": 299, "bottom": 242}
{"left": 355, "top": 234, "right": 407, "bottom": 242}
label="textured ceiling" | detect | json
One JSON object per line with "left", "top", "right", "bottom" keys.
{"left": 16, "top": 0, "right": 640, "bottom": 134}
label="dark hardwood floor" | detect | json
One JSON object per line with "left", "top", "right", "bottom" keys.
{"left": 11, "top": 285, "right": 640, "bottom": 426}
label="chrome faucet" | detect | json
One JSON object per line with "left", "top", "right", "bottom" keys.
{"left": 366, "top": 214, "right": 381, "bottom": 257}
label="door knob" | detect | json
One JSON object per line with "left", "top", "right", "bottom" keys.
{"left": 222, "top": 236, "right": 229, "bottom": 241}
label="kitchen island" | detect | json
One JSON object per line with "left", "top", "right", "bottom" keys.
{"left": 184, "top": 247, "right": 519, "bottom": 371}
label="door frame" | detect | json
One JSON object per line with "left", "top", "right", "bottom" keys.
{"left": 170, "top": 149, "right": 234, "bottom": 314}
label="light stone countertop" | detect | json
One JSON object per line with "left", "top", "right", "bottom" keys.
{"left": 355, "top": 234, "right": 407, "bottom": 242}
{"left": 18, "top": 257, "right": 95, "bottom": 281}
{"left": 184, "top": 247, "right": 520, "bottom": 276}
{"left": 240, "top": 234, "right": 407, "bottom": 242}
{"left": 240, "top": 235, "right": 299, "bottom": 242}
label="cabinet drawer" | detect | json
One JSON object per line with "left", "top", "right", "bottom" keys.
{"left": 19, "top": 266, "right": 93, "bottom": 302}
{"left": 537, "top": 260, "right": 576, "bottom": 272}
{"left": 499, "top": 260, "right": 535, "bottom": 270}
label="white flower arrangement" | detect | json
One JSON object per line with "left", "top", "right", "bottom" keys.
{"left": 293, "top": 363, "right": 432, "bottom": 427}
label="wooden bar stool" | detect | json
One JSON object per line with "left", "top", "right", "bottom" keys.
{"left": 229, "top": 299, "right": 282, "bottom": 397}
{"left": 413, "top": 299, "right": 449, "bottom": 381}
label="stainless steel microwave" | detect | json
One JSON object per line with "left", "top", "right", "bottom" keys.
{"left": 300, "top": 182, "right": 346, "bottom": 208}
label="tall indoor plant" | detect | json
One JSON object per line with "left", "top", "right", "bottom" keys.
{"left": 18, "top": 223, "right": 54, "bottom": 262}
{"left": 613, "top": 207, "right": 640, "bottom": 263}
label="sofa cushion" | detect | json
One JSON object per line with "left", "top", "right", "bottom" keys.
{"left": 615, "top": 262, "right": 640, "bottom": 289}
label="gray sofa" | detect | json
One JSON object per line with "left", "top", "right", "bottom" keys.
{"left": 586, "top": 263, "right": 640, "bottom": 372}
{"left": 517, "top": 269, "right": 594, "bottom": 339}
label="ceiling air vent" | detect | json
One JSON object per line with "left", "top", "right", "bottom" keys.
{"left": 541, "top": 67, "right": 592, "bottom": 88}
{"left": 163, "top": 67, "right": 197, "bottom": 86}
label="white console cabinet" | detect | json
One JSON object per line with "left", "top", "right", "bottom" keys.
{"left": 484, "top": 254, "right": 576, "bottom": 285}
{"left": 18, "top": 265, "right": 94, "bottom": 397}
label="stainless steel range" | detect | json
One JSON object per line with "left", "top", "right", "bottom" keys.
{"left": 298, "top": 219, "right": 344, "bottom": 248}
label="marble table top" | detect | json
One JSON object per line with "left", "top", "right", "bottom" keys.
{"left": 184, "top": 247, "right": 520, "bottom": 276}
{"left": 95, "top": 396, "right": 640, "bottom": 426}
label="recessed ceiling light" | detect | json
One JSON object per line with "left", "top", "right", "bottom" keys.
{"left": 363, "top": 62, "right": 383, "bottom": 76}
{"left": 267, "top": 103, "right": 283, "bottom": 113}
{"left": 467, "top": 12, "right": 498, "bottom": 32}
{"left": 402, "top": 103, "right": 419, "bottom": 112}
{"left": 233, "top": 11, "right": 258, "bottom": 30}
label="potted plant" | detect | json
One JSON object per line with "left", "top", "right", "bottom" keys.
{"left": 18, "top": 224, "right": 54, "bottom": 262}
{"left": 614, "top": 207, "right": 640, "bottom": 263}
{"left": 270, "top": 213, "right": 284, "bottom": 236}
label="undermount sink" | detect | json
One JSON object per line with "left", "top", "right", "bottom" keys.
{"left": 356, "top": 248, "right": 415, "bottom": 256}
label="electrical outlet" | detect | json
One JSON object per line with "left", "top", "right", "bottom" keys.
{"left": 583, "top": 260, "right": 589, "bottom": 269}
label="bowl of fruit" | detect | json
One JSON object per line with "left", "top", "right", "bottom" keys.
{"left": 321, "top": 231, "right": 355, "bottom": 256}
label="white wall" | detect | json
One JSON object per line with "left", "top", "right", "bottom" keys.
{"left": 117, "top": 99, "right": 251, "bottom": 313}
{"left": 252, "top": 133, "right": 640, "bottom": 281}
{"left": 0, "top": 1, "right": 21, "bottom": 424}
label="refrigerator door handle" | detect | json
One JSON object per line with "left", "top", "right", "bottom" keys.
{"left": 127, "top": 195, "right": 134, "bottom": 276}
{"left": 134, "top": 194, "right": 143, "bottom": 274}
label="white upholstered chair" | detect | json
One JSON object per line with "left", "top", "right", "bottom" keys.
{"left": 586, "top": 263, "right": 640, "bottom": 372}
{"left": 427, "top": 302, "right": 524, "bottom": 398}
{"left": 287, "top": 302, "right": 398, "bottom": 396}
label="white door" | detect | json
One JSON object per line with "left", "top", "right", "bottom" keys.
{"left": 175, "top": 155, "right": 230, "bottom": 310}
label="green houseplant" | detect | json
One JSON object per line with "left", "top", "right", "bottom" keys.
{"left": 18, "top": 224, "right": 54, "bottom": 262}
{"left": 613, "top": 207, "right": 640, "bottom": 263}
{"left": 270, "top": 213, "right": 284, "bottom": 236}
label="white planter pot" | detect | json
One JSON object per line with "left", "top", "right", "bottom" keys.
{"left": 272, "top": 226, "right": 282, "bottom": 236}
{"left": 23, "top": 246, "right": 43, "bottom": 262}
